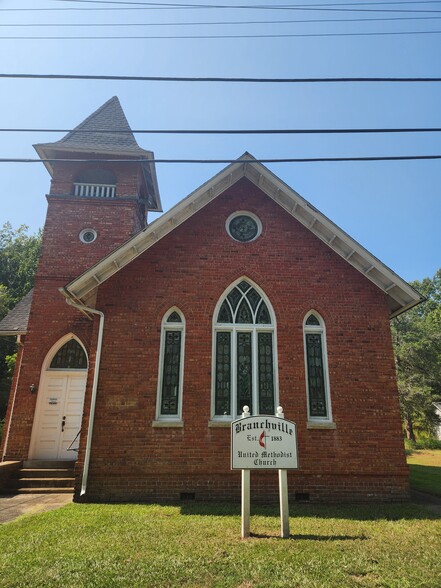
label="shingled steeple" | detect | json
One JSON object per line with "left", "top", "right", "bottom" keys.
{"left": 34, "top": 96, "right": 161, "bottom": 212}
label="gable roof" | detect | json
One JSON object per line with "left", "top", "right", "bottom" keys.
{"left": 34, "top": 96, "right": 162, "bottom": 212}
{"left": 61, "top": 154, "right": 423, "bottom": 318}
{"left": 0, "top": 289, "right": 34, "bottom": 336}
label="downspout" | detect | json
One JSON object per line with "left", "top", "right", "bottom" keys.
{"left": 1, "top": 336, "right": 24, "bottom": 462}
{"left": 64, "top": 296, "right": 104, "bottom": 497}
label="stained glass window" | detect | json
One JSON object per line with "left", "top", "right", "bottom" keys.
{"left": 229, "top": 216, "right": 259, "bottom": 242}
{"left": 50, "top": 339, "right": 87, "bottom": 369}
{"left": 214, "top": 280, "right": 276, "bottom": 418}
{"left": 237, "top": 332, "right": 253, "bottom": 414}
{"left": 306, "top": 314, "right": 320, "bottom": 326}
{"left": 160, "top": 331, "right": 182, "bottom": 415}
{"left": 215, "top": 332, "right": 231, "bottom": 415}
{"left": 167, "top": 311, "right": 182, "bottom": 323}
{"left": 158, "top": 309, "right": 185, "bottom": 419}
{"left": 304, "top": 312, "right": 330, "bottom": 420}
{"left": 258, "top": 333, "right": 275, "bottom": 415}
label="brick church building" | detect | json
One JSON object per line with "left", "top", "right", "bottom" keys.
{"left": 0, "top": 97, "right": 422, "bottom": 503}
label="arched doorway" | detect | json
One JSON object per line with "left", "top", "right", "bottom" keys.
{"left": 29, "top": 335, "right": 88, "bottom": 460}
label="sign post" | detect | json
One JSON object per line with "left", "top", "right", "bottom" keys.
{"left": 240, "top": 406, "right": 251, "bottom": 539}
{"left": 276, "top": 406, "right": 290, "bottom": 538}
{"left": 231, "top": 406, "right": 298, "bottom": 539}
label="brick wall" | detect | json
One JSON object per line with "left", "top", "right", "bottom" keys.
{"left": 71, "top": 177, "right": 409, "bottom": 503}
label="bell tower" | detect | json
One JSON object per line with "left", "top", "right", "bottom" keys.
{"left": 33, "top": 96, "right": 162, "bottom": 280}
{"left": 0, "top": 97, "right": 162, "bottom": 461}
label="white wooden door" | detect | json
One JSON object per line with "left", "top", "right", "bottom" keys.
{"left": 31, "top": 372, "right": 87, "bottom": 460}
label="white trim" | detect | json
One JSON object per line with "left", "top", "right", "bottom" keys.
{"left": 307, "top": 421, "right": 336, "bottom": 429}
{"left": 211, "top": 277, "right": 279, "bottom": 421}
{"left": 303, "top": 310, "right": 333, "bottom": 423}
{"left": 28, "top": 333, "right": 88, "bottom": 461}
{"left": 225, "top": 210, "right": 262, "bottom": 243}
{"left": 62, "top": 154, "right": 422, "bottom": 318}
{"left": 155, "top": 307, "right": 185, "bottom": 422}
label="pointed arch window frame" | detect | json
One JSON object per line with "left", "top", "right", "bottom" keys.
{"left": 303, "top": 310, "right": 333, "bottom": 423}
{"left": 46, "top": 334, "right": 88, "bottom": 371}
{"left": 155, "top": 307, "right": 186, "bottom": 422}
{"left": 211, "top": 278, "right": 279, "bottom": 421}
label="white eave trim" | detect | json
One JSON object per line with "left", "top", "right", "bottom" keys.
{"left": 0, "top": 330, "right": 27, "bottom": 337}
{"left": 62, "top": 153, "right": 423, "bottom": 317}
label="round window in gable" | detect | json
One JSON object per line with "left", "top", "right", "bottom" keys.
{"left": 79, "top": 228, "right": 97, "bottom": 244}
{"left": 226, "top": 212, "right": 262, "bottom": 243}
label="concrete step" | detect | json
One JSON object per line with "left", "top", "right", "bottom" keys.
{"left": 23, "top": 460, "right": 75, "bottom": 469}
{"left": 20, "top": 468, "right": 74, "bottom": 479}
{"left": 15, "top": 477, "right": 75, "bottom": 489}
{"left": 16, "top": 487, "right": 74, "bottom": 495}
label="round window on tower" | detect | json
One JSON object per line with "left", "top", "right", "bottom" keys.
{"left": 79, "top": 228, "right": 98, "bottom": 244}
{"left": 226, "top": 212, "right": 262, "bottom": 243}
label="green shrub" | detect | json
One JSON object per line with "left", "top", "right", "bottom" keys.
{"left": 404, "top": 437, "right": 441, "bottom": 451}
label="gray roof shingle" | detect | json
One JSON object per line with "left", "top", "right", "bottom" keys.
{"left": 34, "top": 96, "right": 149, "bottom": 156}
{"left": 0, "top": 289, "right": 33, "bottom": 335}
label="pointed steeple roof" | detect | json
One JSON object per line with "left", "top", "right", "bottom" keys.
{"left": 34, "top": 97, "right": 154, "bottom": 170}
{"left": 52, "top": 96, "right": 146, "bottom": 154}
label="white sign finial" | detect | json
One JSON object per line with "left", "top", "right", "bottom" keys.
{"left": 242, "top": 405, "right": 250, "bottom": 418}
{"left": 276, "top": 406, "right": 284, "bottom": 418}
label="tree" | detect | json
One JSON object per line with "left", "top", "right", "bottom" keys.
{"left": 0, "top": 222, "right": 41, "bottom": 306}
{"left": 392, "top": 269, "right": 441, "bottom": 441}
{"left": 0, "top": 223, "right": 41, "bottom": 419}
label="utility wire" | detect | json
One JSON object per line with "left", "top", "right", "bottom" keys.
{"left": 3, "top": 15, "right": 441, "bottom": 26}
{"left": 2, "top": 155, "right": 441, "bottom": 164}
{"left": 52, "top": 0, "right": 441, "bottom": 14}
{"left": 56, "top": 0, "right": 441, "bottom": 5}
{"left": 3, "top": 30, "right": 441, "bottom": 39}
{"left": 3, "top": 127, "right": 441, "bottom": 135}
{"left": 48, "top": 0, "right": 441, "bottom": 13}
{"left": 6, "top": 1, "right": 441, "bottom": 11}
{"left": 1, "top": 73, "right": 441, "bottom": 82}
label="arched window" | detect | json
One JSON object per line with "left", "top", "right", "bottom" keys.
{"left": 156, "top": 308, "right": 185, "bottom": 421}
{"left": 213, "top": 279, "right": 277, "bottom": 419}
{"left": 49, "top": 338, "right": 88, "bottom": 370}
{"left": 303, "top": 311, "right": 332, "bottom": 421}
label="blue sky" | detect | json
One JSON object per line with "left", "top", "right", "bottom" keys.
{"left": 1, "top": 0, "right": 440, "bottom": 283}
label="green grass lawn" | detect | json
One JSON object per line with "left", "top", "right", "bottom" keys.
{"left": 407, "top": 449, "right": 441, "bottom": 497}
{"left": 1, "top": 502, "right": 440, "bottom": 588}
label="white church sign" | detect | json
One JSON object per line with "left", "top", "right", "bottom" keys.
{"left": 231, "top": 407, "right": 298, "bottom": 539}
{"left": 231, "top": 413, "right": 298, "bottom": 470}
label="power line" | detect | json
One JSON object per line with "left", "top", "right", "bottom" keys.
{"left": 5, "top": 0, "right": 441, "bottom": 11}
{"left": 4, "top": 16, "right": 441, "bottom": 26}
{"left": 1, "top": 155, "right": 441, "bottom": 164}
{"left": 2, "top": 127, "right": 441, "bottom": 135}
{"left": 2, "top": 30, "right": 441, "bottom": 39}
{"left": 1, "top": 73, "right": 441, "bottom": 83}
{"left": 52, "top": 0, "right": 441, "bottom": 14}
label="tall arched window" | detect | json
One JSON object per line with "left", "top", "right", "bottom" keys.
{"left": 212, "top": 279, "right": 277, "bottom": 419}
{"left": 303, "top": 311, "right": 332, "bottom": 421}
{"left": 156, "top": 308, "right": 185, "bottom": 421}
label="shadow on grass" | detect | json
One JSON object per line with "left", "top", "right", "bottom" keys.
{"left": 177, "top": 501, "right": 440, "bottom": 521}
{"left": 249, "top": 532, "right": 368, "bottom": 541}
